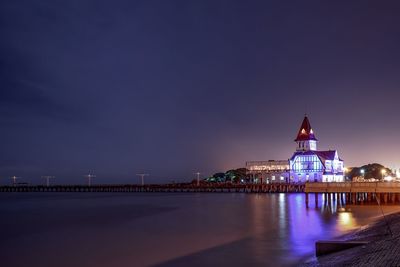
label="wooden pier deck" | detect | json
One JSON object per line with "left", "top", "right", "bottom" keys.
{"left": 304, "top": 182, "right": 400, "bottom": 206}
{"left": 0, "top": 183, "right": 305, "bottom": 193}
{"left": 305, "top": 182, "right": 400, "bottom": 193}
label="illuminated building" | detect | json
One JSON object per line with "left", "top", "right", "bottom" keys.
{"left": 246, "top": 160, "right": 290, "bottom": 183}
{"left": 245, "top": 115, "right": 345, "bottom": 183}
{"left": 289, "top": 115, "right": 344, "bottom": 182}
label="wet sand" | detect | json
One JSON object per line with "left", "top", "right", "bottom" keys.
{"left": 302, "top": 209, "right": 400, "bottom": 267}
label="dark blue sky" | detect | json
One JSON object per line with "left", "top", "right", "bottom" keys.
{"left": 1, "top": 0, "right": 400, "bottom": 184}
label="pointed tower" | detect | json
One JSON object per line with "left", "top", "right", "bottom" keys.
{"left": 295, "top": 115, "right": 318, "bottom": 151}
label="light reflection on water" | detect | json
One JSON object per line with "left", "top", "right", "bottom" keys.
{"left": 337, "top": 212, "right": 356, "bottom": 232}
{"left": 0, "top": 193, "right": 398, "bottom": 267}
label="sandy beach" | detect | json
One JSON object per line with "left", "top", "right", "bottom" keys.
{"left": 302, "top": 211, "right": 400, "bottom": 266}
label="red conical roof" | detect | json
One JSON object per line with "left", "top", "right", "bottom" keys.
{"left": 295, "top": 115, "right": 318, "bottom": 141}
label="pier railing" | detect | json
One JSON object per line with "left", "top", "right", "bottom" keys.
{"left": 0, "top": 183, "right": 305, "bottom": 193}
{"left": 305, "top": 182, "right": 400, "bottom": 193}
{"left": 3, "top": 182, "right": 399, "bottom": 194}
{"left": 305, "top": 182, "right": 400, "bottom": 206}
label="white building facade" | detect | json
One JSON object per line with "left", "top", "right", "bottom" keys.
{"left": 289, "top": 115, "right": 344, "bottom": 182}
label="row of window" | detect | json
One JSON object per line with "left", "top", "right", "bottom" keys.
{"left": 295, "top": 155, "right": 319, "bottom": 162}
{"left": 249, "top": 166, "right": 289, "bottom": 171}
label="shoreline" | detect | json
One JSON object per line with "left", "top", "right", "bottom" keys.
{"left": 302, "top": 211, "right": 400, "bottom": 266}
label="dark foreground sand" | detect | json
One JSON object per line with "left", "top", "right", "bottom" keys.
{"left": 302, "top": 212, "right": 400, "bottom": 267}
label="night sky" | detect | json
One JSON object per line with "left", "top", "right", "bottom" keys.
{"left": 1, "top": 1, "right": 400, "bottom": 184}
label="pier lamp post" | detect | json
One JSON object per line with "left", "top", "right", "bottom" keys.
{"left": 10, "top": 176, "right": 20, "bottom": 186}
{"left": 84, "top": 173, "right": 96, "bottom": 187}
{"left": 194, "top": 172, "right": 201, "bottom": 187}
{"left": 381, "top": 169, "right": 387, "bottom": 180}
{"left": 360, "top": 169, "right": 365, "bottom": 181}
{"left": 41, "top": 176, "right": 55, "bottom": 187}
{"left": 343, "top": 167, "right": 348, "bottom": 181}
{"left": 136, "top": 173, "right": 149, "bottom": 186}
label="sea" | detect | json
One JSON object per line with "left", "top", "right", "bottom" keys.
{"left": 1, "top": 192, "right": 399, "bottom": 267}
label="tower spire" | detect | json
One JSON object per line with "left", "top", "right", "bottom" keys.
{"left": 295, "top": 115, "right": 318, "bottom": 151}
{"left": 295, "top": 115, "right": 317, "bottom": 142}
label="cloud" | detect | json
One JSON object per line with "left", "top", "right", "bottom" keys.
{"left": 0, "top": 47, "right": 89, "bottom": 124}
{"left": 0, "top": 79, "right": 76, "bottom": 121}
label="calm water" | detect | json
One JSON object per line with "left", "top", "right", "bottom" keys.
{"left": 0, "top": 193, "right": 399, "bottom": 267}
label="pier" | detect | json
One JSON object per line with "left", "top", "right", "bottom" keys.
{"left": 304, "top": 182, "right": 400, "bottom": 207}
{"left": 0, "top": 183, "right": 304, "bottom": 193}
{"left": 4, "top": 182, "right": 400, "bottom": 204}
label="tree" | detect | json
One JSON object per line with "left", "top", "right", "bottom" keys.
{"left": 348, "top": 163, "right": 393, "bottom": 181}
{"left": 205, "top": 168, "right": 248, "bottom": 183}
